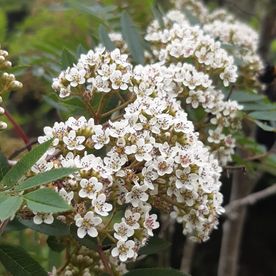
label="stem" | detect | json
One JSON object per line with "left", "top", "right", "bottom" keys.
{"left": 101, "top": 96, "right": 135, "bottom": 118}
{"left": 97, "top": 245, "right": 114, "bottom": 276}
{"left": 9, "top": 139, "right": 38, "bottom": 159}
{"left": 4, "top": 110, "right": 31, "bottom": 150}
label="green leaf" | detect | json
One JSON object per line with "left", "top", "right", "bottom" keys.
{"left": 1, "top": 140, "right": 52, "bottom": 189}
{"left": 0, "top": 244, "right": 47, "bottom": 276}
{"left": 18, "top": 218, "right": 70, "bottom": 236}
{"left": 24, "top": 188, "right": 71, "bottom": 213}
{"left": 230, "top": 91, "right": 265, "bottom": 102}
{"left": 139, "top": 236, "right": 171, "bottom": 256}
{"left": 0, "top": 152, "right": 9, "bottom": 181}
{"left": 4, "top": 218, "right": 27, "bottom": 232}
{"left": 254, "top": 120, "right": 276, "bottom": 132}
{"left": 121, "top": 11, "right": 144, "bottom": 64}
{"left": 248, "top": 111, "right": 276, "bottom": 121}
{"left": 70, "top": 225, "right": 98, "bottom": 250}
{"left": 242, "top": 102, "right": 276, "bottom": 111}
{"left": 15, "top": 168, "right": 77, "bottom": 191}
{"left": 47, "top": 236, "right": 66, "bottom": 252}
{"left": 61, "top": 48, "right": 76, "bottom": 69}
{"left": 124, "top": 268, "right": 189, "bottom": 276}
{"left": 151, "top": 2, "right": 164, "bottom": 28}
{"left": 76, "top": 44, "right": 87, "bottom": 58}
{"left": 98, "top": 24, "right": 115, "bottom": 51}
{"left": 0, "top": 196, "right": 23, "bottom": 221}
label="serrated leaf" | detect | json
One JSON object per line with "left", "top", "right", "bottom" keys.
{"left": 0, "top": 152, "right": 9, "bottom": 181}
{"left": 124, "top": 268, "right": 189, "bottom": 276}
{"left": 121, "top": 11, "right": 144, "bottom": 64}
{"left": 98, "top": 25, "right": 115, "bottom": 51}
{"left": 0, "top": 244, "right": 47, "bottom": 276}
{"left": 47, "top": 236, "right": 66, "bottom": 252}
{"left": 24, "top": 188, "right": 71, "bottom": 213}
{"left": 248, "top": 111, "right": 276, "bottom": 121}
{"left": 18, "top": 218, "right": 70, "bottom": 236}
{"left": 61, "top": 48, "right": 76, "bottom": 69}
{"left": 1, "top": 140, "right": 52, "bottom": 189}
{"left": 0, "top": 196, "right": 23, "bottom": 221}
{"left": 70, "top": 225, "right": 98, "bottom": 250}
{"left": 139, "top": 236, "right": 171, "bottom": 256}
{"left": 15, "top": 168, "right": 77, "bottom": 191}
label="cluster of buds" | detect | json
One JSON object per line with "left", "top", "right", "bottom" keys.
{"left": 0, "top": 48, "right": 22, "bottom": 130}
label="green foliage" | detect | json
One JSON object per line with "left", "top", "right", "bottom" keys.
{"left": 121, "top": 11, "right": 145, "bottom": 64}
{"left": 0, "top": 140, "right": 53, "bottom": 189}
{"left": 0, "top": 10, "right": 7, "bottom": 41}
{"left": 0, "top": 244, "right": 47, "bottom": 276}
{"left": 24, "top": 188, "right": 71, "bottom": 213}
{"left": 139, "top": 236, "right": 171, "bottom": 256}
{"left": 15, "top": 168, "right": 77, "bottom": 191}
{"left": 99, "top": 24, "right": 116, "bottom": 51}
{"left": 19, "top": 218, "right": 70, "bottom": 236}
{"left": 47, "top": 236, "right": 66, "bottom": 252}
{"left": 61, "top": 48, "right": 77, "bottom": 70}
{"left": 0, "top": 195, "right": 23, "bottom": 221}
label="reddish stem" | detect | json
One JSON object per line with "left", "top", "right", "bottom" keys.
{"left": 4, "top": 110, "right": 32, "bottom": 151}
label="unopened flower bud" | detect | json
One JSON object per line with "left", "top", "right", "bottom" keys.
{"left": 0, "top": 122, "right": 7, "bottom": 129}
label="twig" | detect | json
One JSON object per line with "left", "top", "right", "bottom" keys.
{"left": 9, "top": 139, "right": 38, "bottom": 160}
{"left": 4, "top": 110, "right": 31, "bottom": 150}
{"left": 225, "top": 184, "right": 276, "bottom": 215}
{"left": 97, "top": 245, "right": 114, "bottom": 276}
{"left": 0, "top": 219, "right": 9, "bottom": 236}
{"left": 101, "top": 96, "right": 135, "bottom": 118}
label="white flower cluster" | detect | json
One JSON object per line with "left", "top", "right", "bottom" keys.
{"left": 52, "top": 48, "right": 132, "bottom": 98}
{"left": 145, "top": 10, "right": 238, "bottom": 88}
{"left": 0, "top": 48, "right": 23, "bottom": 130}
{"left": 32, "top": 85, "right": 223, "bottom": 264}
{"left": 171, "top": 0, "right": 263, "bottom": 88}
{"left": 131, "top": 63, "right": 242, "bottom": 165}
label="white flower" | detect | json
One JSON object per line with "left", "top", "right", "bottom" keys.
{"left": 79, "top": 177, "right": 103, "bottom": 199}
{"left": 123, "top": 209, "right": 141, "bottom": 229}
{"left": 75, "top": 211, "right": 102, "bottom": 238}
{"left": 59, "top": 188, "right": 74, "bottom": 204}
{"left": 33, "top": 212, "right": 54, "bottom": 225}
{"left": 125, "top": 138, "right": 153, "bottom": 162}
{"left": 92, "top": 193, "right": 112, "bottom": 216}
{"left": 125, "top": 185, "right": 149, "bottom": 207}
{"left": 91, "top": 126, "right": 110, "bottom": 150}
{"left": 143, "top": 213, "right": 160, "bottom": 236}
{"left": 63, "top": 130, "right": 85, "bottom": 151}
{"left": 31, "top": 158, "right": 53, "bottom": 174}
{"left": 65, "top": 67, "right": 86, "bottom": 87}
{"left": 111, "top": 240, "right": 136, "bottom": 262}
{"left": 153, "top": 156, "right": 174, "bottom": 176}
{"left": 114, "top": 222, "right": 134, "bottom": 241}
